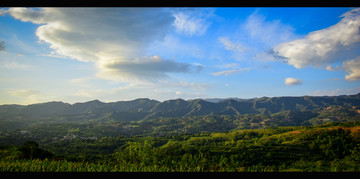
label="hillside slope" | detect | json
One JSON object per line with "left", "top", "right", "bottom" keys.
{"left": 1, "top": 93, "right": 359, "bottom": 123}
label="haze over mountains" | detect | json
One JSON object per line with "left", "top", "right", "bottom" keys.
{"left": 1, "top": 93, "right": 360, "bottom": 122}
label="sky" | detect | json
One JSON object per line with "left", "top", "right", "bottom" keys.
{"left": 0, "top": 7, "right": 360, "bottom": 105}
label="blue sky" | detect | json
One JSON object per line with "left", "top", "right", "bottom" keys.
{"left": 0, "top": 7, "right": 360, "bottom": 105}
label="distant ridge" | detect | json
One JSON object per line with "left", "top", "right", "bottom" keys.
{"left": 1, "top": 93, "right": 359, "bottom": 122}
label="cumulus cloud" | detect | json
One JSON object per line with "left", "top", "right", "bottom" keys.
{"left": 8, "top": 8, "right": 51, "bottom": 24}
{"left": 342, "top": 57, "right": 360, "bottom": 81}
{"left": 96, "top": 55, "right": 202, "bottom": 82}
{"left": 272, "top": 8, "right": 360, "bottom": 73}
{"left": 8, "top": 8, "right": 201, "bottom": 82}
{"left": 284, "top": 78, "right": 302, "bottom": 86}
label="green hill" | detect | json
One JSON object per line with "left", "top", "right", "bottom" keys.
{"left": 0, "top": 93, "right": 360, "bottom": 145}
{"left": 1, "top": 122, "right": 359, "bottom": 172}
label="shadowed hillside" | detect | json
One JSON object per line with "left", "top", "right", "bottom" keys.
{"left": 1, "top": 93, "right": 359, "bottom": 123}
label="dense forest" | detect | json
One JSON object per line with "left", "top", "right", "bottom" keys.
{"left": 1, "top": 122, "right": 359, "bottom": 172}
{"left": 0, "top": 94, "right": 360, "bottom": 172}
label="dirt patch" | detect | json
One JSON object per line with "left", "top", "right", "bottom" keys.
{"left": 287, "top": 126, "right": 360, "bottom": 135}
{"left": 288, "top": 131, "right": 300, "bottom": 134}
{"left": 324, "top": 126, "right": 360, "bottom": 135}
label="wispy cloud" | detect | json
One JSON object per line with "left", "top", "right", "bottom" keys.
{"left": 211, "top": 62, "right": 250, "bottom": 76}
{"left": 211, "top": 68, "right": 250, "bottom": 76}
{"left": 72, "top": 81, "right": 209, "bottom": 102}
{"left": 172, "top": 9, "right": 213, "bottom": 36}
{"left": 218, "top": 37, "right": 245, "bottom": 53}
{"left": 219, "top": 11, "right": 299, "bottom": 63}
{"left": 243, "top": 12, "right": 297, "bottom": 48}
{"left": 38, "top": 53, "right": 68, "bottom": 59}
{"left": 1, "top": 62, "right": 31, "bottom": 70}
{"left": 309, "top": 87, "right": 360, "bottom": 96}
{"left": 5, "top": 89, "right": 56, "bottom": 104}
{"left": 6, "top": 89, "right": 39, "bottom": 98}
{"left": 167, "top": 81, "right": 211, "bottom": 91}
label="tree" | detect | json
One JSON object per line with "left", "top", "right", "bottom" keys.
{"left": 18, "top": 141, "right": 54, "bottom": 159}
{"left": 115, "top": 140, "right": 157, "bottom": 166}
{"left": 309, "top": 129, "right": 357, "bottom": 159}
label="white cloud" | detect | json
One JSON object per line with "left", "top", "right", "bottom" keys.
{"left": 9, "top": 8, "right": 201, "bottom": 83}
{"left": 342, "top": 57, "right": 360, "bottom": 81}
{"left": 96, "top": 55, "right": 202, "bottom": 82}
{"left": 0, "top": 8, "right": 8, "bottom": 16}
{"left": 272, "top": 8, "right": 360, "bottom": 70}
{"left": 284, "top": 78, "right": 302, "bottom": 86}
{"left": 8, "top": 8, "right": 52, "bottom": 24}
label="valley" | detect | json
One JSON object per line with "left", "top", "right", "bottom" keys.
{"left": 0, "top": 93, "right": 360, "bottom": 172}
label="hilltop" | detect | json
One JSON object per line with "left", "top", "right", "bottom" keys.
{"left": 0, "top": 93, "right": 360, "bottom": 172}
{"left": 1, "top": 93, "right": 360, "bottom": 121}
{"left": 0, "top": 93, "right": 360, "bottom": 145}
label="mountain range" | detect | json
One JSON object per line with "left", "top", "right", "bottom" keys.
{"left": 1, "top": 93, "right": 360, "bottom": 123}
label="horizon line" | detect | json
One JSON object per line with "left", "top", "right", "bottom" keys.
{"left": 1, "top": 92, "right": 359, "bottom": 106}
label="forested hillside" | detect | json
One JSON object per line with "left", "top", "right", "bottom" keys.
{"left": 1, "top": 93, "right": 360, "bottom": 123}
{"left": 1, "top": 122, "right": 359, "bottom": 172}
{"left": 1, "top": 94, "right": 360, "bottom": 172}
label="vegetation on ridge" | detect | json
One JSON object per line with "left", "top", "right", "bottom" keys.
{"left": 1, "top": 122, "right": 359, "bottom": 172}
{"left": 0, "top": 94, "right": 360, "bottom": 172}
